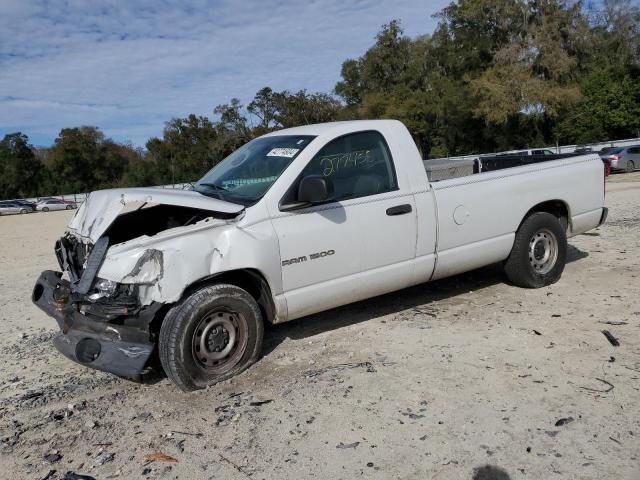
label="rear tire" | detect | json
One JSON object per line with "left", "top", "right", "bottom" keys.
{"left": 159, "top": 284, "right": 264, "bottom": 391}
{"left": 626, "top": 160, "right": 635, "bottom": 173}
{"left": 20, "top": 209, "right": 27, "bottom": 214}
{"left": 42, "top": 207, "right": 49, "bottom": 212}
{"left": 66, "top": 205, "right": 72, "bottom": 210}
{"left": 504, "top": 212, "right": 567, "bottom": 288}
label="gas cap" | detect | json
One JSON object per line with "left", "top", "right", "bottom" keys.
{"left": 453, "top": 205, "right": 470, "bottom": 225}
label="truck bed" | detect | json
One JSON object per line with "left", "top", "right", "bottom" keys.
{"left": 423, "top": 153, "right": 585, "bottom": 182}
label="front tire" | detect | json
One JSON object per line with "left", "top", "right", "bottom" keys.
{"left": 504, "top": 212, "right": 567, "bottom": 288}
{"left": 159, "top": 284, "right": 264, "bottom": 391}
{"left": 20, "top": 209, "right": 28, "bottom": 214}
{"left": 66, "top": 205, "right": 72, "bottom": 210}
{"left": 42, "top": 207, "right": 49, "bottom": 212}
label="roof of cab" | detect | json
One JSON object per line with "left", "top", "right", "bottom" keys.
{"left": 261, "top": 119, "right": 403, "bottom": 138}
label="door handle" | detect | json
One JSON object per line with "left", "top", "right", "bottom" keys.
{"left": 386, "top": 204, "right": 412, "bottom": 216}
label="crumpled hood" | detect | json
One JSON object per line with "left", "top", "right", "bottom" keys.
{"left": 68, "top": 187, "right": 244, "bottom": 243}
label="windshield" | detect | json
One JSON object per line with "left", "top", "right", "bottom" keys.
{"left": 193, "top": 135, "right": 315, "bottom": 205}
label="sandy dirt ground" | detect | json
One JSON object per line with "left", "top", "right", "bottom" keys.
{"left": 1, "top": 174, "right": 639, "bottom": 480}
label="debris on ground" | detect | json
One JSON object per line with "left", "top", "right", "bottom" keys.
{"left": 43, "top": 453, "right": 62, "bottom": 464}
{"left": 601, "top": 330, "right": 620, "bottom": 346}
{"left": 554, "top": 417, "right": 574, "bottom": 427}
{"left": 93, "top": 450, "right": 114, "bottom": 466}
{"left": 144, "top": 452, "right": 178, "bottom": 463}
{"left": 579, "top": 378, "right": 615, "bottom": 393}
{"left": 336, "top": 442, "right": 360, "bottom": 449}
{"left": 63, "top": 472, "right": 96, "bottom": 480}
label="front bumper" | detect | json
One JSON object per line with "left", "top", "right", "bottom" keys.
{"left": 32, "top": 270, "right": 156, "bottom": 381}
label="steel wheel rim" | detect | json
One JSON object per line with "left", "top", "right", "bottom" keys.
{"left": 192, "top": 308, "right": 248, "bottom": 373}
{"left": 529, "top": 228, "right": 558, "bottom": 275}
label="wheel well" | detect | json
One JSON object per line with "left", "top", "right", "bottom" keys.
{"left": 524, "top": 200, "right": 570, "bottom": 231}
{"left": 183, "top": 269, "right": 277, "bottom": 324}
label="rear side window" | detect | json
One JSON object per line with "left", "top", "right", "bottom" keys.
{"left": 627, "top": 147, "right": 640, "bottom": 154}
{"left": 299, "top": 131, "right": 398, "bottom": 201}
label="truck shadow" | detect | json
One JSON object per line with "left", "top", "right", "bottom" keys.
{"left": 263, "top": 244, "right": 588, "bottom": 356}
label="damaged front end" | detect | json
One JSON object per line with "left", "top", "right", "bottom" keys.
{"left": 32, "top": 187, "right": 245, "bottom": 381}
{"left": 33, "top": 236, "right": 163, "bottom": 381}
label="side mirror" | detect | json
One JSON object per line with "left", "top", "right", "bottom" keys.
{"left": 298, "top": 175, "right": 334, "bottom": 204}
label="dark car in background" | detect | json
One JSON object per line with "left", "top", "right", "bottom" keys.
{"left": 13, "top": 199, "right": 37, "bottom": 210}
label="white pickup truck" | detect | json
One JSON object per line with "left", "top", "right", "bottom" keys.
{"left": 33, "top": 120, "right": 607, "bottom": 391}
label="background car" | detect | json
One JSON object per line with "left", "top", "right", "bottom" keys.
{"left": 13, "top": 199, "right": 37, "bottom": 210}
{"left": 36, "top": 199, "right": 76, "bottom": 212}
{"left": 574, "top": 146, "right": 593, "bottom": 154}
{"left": 600, "top": 145, "right": 640, "bottom": 173}
{"left": 0, "top": 201, "right": 34, "bottom": 215}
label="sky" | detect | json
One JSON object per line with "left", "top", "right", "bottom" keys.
{"left": 0, "top": 0, "right": 448, "bottom": 147}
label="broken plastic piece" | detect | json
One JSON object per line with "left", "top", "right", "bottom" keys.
{"left": 601, "top": 330, "right": 620, "bottom": 347}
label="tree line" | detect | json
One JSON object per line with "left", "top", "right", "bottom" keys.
{"left": 1, "top": 0, "right": 638, "bottom": 199}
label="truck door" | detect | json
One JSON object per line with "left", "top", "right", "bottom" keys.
{"left": 270, "top": 130, "right": 417, "bottom": 320}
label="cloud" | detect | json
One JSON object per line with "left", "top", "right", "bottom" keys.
{"left": 0, "top": 0, "right": 447, "bottom": 146}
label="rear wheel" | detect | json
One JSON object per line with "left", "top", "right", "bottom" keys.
{"left": 42, "top": 207, "right": 49, "bottom": 212}
{"left": 626, "top": 160, "right": 635, "bottom": 173}
{"left": 504, "top": 212, "right": 567, "bottom": 288}
{"left": 159, "top": 284, "right": 264, "bottom": 391}
{"left": 20, "top": 209, "right": 28, "bottom": 214}
{"left": 66, "top": 205, "right": 72, "bottom": 210}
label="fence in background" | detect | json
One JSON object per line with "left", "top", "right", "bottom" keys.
{"left": 4, "top": 183, "right": 191, "bottom": 207}
{"left": 428, "top": 136, "right": 640, "bottom": 163}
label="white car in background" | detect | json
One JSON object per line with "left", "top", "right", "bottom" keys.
{"left": 36, "top": 199, "right": 76, "bottom": 212}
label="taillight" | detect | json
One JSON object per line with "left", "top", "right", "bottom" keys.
{"left": 608, "top": 155, "right": 619, "bottom": 160}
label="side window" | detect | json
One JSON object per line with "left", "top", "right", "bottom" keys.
{"left": 628, "top": 147, "right": 639, "bottom": 154}
{"left": 300, "top": 131, "right": 398, "bottom": 201}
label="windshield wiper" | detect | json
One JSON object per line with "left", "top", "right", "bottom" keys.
{"left": 198, "top": 182, "right": 230, "bottom": 192}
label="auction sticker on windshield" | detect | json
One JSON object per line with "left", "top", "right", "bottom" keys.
{"left": 267, "top": 148, "right": 299, "bottom": 158}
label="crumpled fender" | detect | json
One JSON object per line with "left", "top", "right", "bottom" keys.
{"left": 95, "top": 216, "right": 272, "bottom": 306}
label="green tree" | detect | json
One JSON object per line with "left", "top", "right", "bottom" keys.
{"left": 0, "top": 133, "right": 44, "bottom": 199}
{"left": 47, "top": 127, "right": 130, "bottom": 193}
{"left": 556, "top": 66, "right": 640, "bottom": 142}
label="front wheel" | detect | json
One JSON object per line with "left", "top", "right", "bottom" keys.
{"left": 504, "top": 212, "right": 567, "bottom": 288}
{"left": 66, "top": 205, "right": 72, "bottom": 210}
{"left": 42, "top": 207, "right": 49, "bottom": 212}
{"left": 159, "top": 284, "right": 264, "bottom": 391}
{"left": 20, "top": 209, "right": 28, "bottom": 214}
